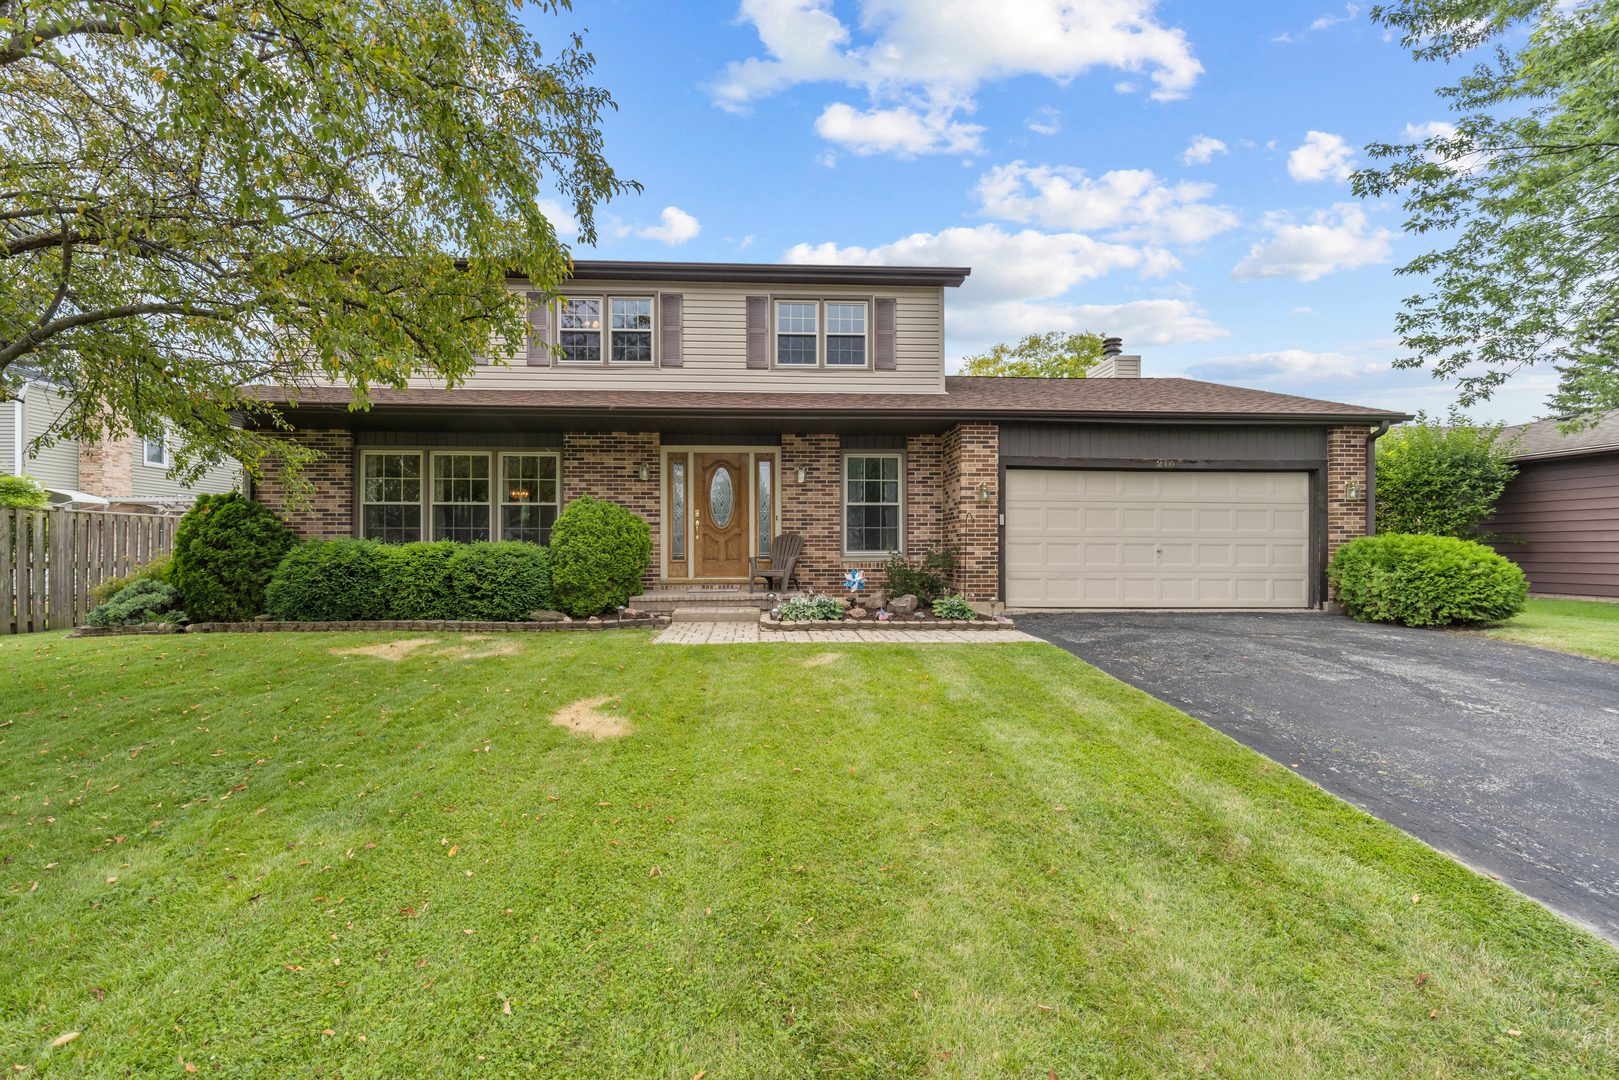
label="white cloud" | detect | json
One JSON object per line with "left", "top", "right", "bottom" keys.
{"left": 1310, "top": 4, "right": 1360, "bottom": 30}
{"left": 783, "top": 223, "right": 1178, "bottom": 309}
{"left": 638, "top": 206, "right": 701, "bottom": 245}
{"left": 536, "top": 199, "right": 578, "bottom": 240}
{"left": 1287, "top": 131, "right": 1357, "bottom": 182}
{"left": 1185, "top": 349, "right": 1382, "bottom": 383}
{"left": 1181, "top": 135, "right": 1228, "bottom": 166}
{"left": 1293, "top": 306, "right": 1319, "bottom": 315}
{"left": 949, "top": 298, "right": 1227, "bottom": 352}
{"left": 1402, "top": 120, "right": 1457, "bottom": 143}
{"left": 1231, "top": 203, "right": 1397, "bottom": 282}
{"left": 815, "top": 102, "right": 984, "bottom": 157}
{"left": 1026, "top": 106, "right": 1061, "bottom": 136}
{"left": 974, "top": 161, "right": 1240, "bottom": 245}
{"left": 712, "top": 0, "right": 1203, "bottom": 156}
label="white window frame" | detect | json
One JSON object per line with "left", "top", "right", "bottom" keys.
{"left": 555, "top": 294, "right": 657, "bottom": 365}
{"left": 556, "top": 297, "right": 603, "bottom": 364}
{"left": 824, "top": 300, "right": 869, "bottom": 368}
{"left": 774, "top": 299, "right": 819, "bottom": 367}
{"left": 772, "top": 297, "right": 872, "bottom": 369}
{"left": 840, "top": 450, "right": 905, "bottom": 558}
{"left": 497, "top": 451, "right": 561, "bottom": 544}
{"left": 608, "top": 296, "right": 655, "bottom": 365}
{"left": 360, "top": 451, "right": 425, "bottom": 543}
{"left": 142, "top": 431, "right": 169, "bottom": 468}
{"left": 430, "top": 451, "right": 494, "bottom": 543}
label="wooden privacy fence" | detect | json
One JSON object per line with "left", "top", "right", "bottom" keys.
{"left": 2, "top": 509, "right": 178, "bottom": 634}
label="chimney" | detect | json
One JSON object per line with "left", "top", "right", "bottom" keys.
{"left": 1090, "top": 335, "right": 1141, "bottom": 379}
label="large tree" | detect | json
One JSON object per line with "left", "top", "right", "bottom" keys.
{"left": 1355, "top": 0, "right": 1619, "bottom": 420}
{"left": 958, "top": 331, "right": 1103, "bottom": 378}
{"left": 0, "top": 0, "right": 635, "bottom": 491}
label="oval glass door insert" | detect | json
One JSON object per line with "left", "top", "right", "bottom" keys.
{"left": 709, "top": 467, "right": 734, "bottom": 528}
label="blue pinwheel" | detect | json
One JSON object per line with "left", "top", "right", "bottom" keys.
{"left": 844, "top": 568, "right": 865, "bottom": 594}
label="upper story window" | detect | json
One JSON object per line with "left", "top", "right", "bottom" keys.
{"left": 773, "top": 299, "right": 869, "bottom": 369}
{"left": 826, "top": 302, "right": 867, "bottom": 366}
{"left": 776, "top": 302, "right": 818, "bottom": 366}
{"left": 143, "top": 431, "right": 168, "bottom": 467}
{"left": 610, "top": 298, "right": 653, "bottom": 363}
{"left": 558, "top": 299, "right": 601, "bottom": 363}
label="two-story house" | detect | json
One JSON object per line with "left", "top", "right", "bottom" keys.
{"left": 248, "top": 261, "right": 1408, "bottom": 609}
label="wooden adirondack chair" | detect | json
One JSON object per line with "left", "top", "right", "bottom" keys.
{"left": 749, "top": 533, "right": 805, "bottom": 593}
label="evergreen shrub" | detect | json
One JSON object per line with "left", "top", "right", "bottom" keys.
{"left": 86, "top": 579, "right": 187, "bottom": 626}
{"left": 547, "top": 496, "right": 651, "bottom": 617}
{"left": 446, "top": 541, "right": 553, "bottom": 621}
{"left": 1328, "top": 533, "right": 1528, "bottom": 627}
{"left": 264, "top": 539, "right": 389, "bottom": 621}
{"left": 170, "top": 493, "right": 295, "bottom": 621}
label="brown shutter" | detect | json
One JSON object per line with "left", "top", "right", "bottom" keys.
{"left": 659, "top": 293, "right": 683, "bottom": 367}
{"left": 874, "top": 297, "right": 897, "bottom": 370}
{"left": 526, "top": 291, "right": 549, "bottom": 366}
{"left": 745, "top": 295, "right": 768, "bottom": 369}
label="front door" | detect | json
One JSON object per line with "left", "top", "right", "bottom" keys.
{"left": 695, "top": 453, "right": 749, "bottom": 578}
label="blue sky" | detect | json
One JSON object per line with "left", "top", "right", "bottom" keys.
{"left": 529, "top": 0, "right": 1550, "bottom": 423}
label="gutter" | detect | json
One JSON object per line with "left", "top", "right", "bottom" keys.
{"left": 1365, "top": 420, "right": 1392, "bottom": 536}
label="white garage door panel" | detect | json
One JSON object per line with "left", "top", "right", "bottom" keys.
{"left": 1006, "top": 469, "right": 1311, "bottom": 608}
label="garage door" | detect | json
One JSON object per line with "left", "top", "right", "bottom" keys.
{"left": 1005, "top": 469, "right": 1311, "bottom": 608}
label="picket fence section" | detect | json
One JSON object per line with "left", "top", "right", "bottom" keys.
{"left": 2, "top": 509, "right": 177, "bottom": 634}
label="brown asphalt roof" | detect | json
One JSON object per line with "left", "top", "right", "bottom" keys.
{"left": 253, "top": 376, "right": 1409, "bottom": 425}
{"left": 1507, "top": 411, "right": 1619, "bottom": 460}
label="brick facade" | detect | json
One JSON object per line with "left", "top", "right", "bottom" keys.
{"left": 942, "top": 423, "right": 1000, "bottom": 601}
{"left": 252, "top": 428, "right": 355, "bottom": 540}
{"left": 78, "top": 436, "right": 134, "bottom": 498}
{"left": 1327, "top": 425, "right": 1372, "bottom": 564}
{"left": 779, "top": 434, "right": 843, "bottom": 591}
{"left": 562, "top": 432, "right": 663, "bottom": 590}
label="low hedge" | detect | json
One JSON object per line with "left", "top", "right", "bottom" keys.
{"left": 1328, "top": 533, "right": 1528, "bottom": 627}
{"left": 265, "top": 539, "right": 552, "bottom": 622}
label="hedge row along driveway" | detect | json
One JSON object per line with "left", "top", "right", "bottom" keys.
{"left": 2, "top": 629, "right": 1614, "bottom": 1077}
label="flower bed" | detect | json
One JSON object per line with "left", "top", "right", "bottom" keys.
{"left": 759, "top": 612, "right": 1016, "bottom": 633}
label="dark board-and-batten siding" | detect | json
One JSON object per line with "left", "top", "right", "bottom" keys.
{"left": 1488, "top": 450, "right": 1619, "bottom": 599}
{"left": 999, "top": 423, "right": 1328, "bottom": 464}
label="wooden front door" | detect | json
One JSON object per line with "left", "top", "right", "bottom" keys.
{"left": 695, "top": 453, "right": 749, "bottom": 578}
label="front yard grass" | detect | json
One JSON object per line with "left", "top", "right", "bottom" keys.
{"left": 1480, "top": 597, "right": 1619, "bottom": 663}
{"left": 2, "top": 629, "right": 1615, "bottom": 1078}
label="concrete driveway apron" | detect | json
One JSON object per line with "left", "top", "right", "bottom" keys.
{"left": 1017, "top": 610, "right": 1619, "bottom": 943}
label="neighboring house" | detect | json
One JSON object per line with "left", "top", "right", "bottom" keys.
{"left": 1487, "top": 412, "right": 1619, "bottom": 600}
{"left": 248, "top": 260, "right": 1409, "bottom": 609}
{"left": 0, "top": 381, "right": 241, "bottom": 508}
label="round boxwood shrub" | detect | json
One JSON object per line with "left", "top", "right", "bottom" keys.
{"left": 447, "top": 541, "right": 554, "bottom": 621}
{"left": 1328, "top": 533, "right": 1528, "bottom": 627}
{"left": 548, "top": 495, "right": 651, "bottom": 617}
{"left": 265, "top": 539, "right": 389, "bottom": 622}
{"left": 87, "top": 579, "right": 187, "bottom": 626}
{"left": 170, "top": 492, "right": 296, "bottom": 621}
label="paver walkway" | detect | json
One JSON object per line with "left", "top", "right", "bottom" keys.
{"left": 653, "top": 622, "right": 1042, "bottom": 645}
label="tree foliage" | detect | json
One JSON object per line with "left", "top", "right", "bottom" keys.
{"left": 0, "top": 0, "right": 636, "bottom": 493}
{"left": 0, "top": 472, "right": 48, "bottom": 507}
{"left": 170, "top": 491, "right": 295, "bottom": 620}
{"left": 958, "top": 332, "right": 1103, "bottom": 378}
{"left": 1355, "top": 1, "right": 1619, "bottom": 419}
{"left": 1375, "top": 407, "right": 1521, "bottom": 539}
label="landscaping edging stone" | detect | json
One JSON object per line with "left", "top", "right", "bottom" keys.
{"left": 68, "top": 617, "right": 670, "bottom": 638}
{"left": 758, "top": 613, "right": 1016, "bottom": 633}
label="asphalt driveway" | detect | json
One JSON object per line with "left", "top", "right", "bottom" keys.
{"left": 1016, "top": 610, "right": 1619, "bottom": 943}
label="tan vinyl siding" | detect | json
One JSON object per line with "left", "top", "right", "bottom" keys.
{"left": 389, "top": 279, "right": 948, "bottom": 395}
{"left": 11, "top": 386, "right": 80, "bottom": 489}
{"left": 131, "top": 448, "right": 241, "bottom": 498}
{"left": 0, "top": 399, "right": 16, "bottom": 474}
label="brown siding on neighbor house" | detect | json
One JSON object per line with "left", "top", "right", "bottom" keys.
{"left": 253, "top": 428, "right": 355, "bottom": 540}
{"left": 1488, "top": 451, "right": 1619, "bottom": 598}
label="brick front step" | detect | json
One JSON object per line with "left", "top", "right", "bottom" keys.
{"left": 631, "top": 591, "right": 774, "bottom": 612}
{"left": 670, "top": 608, "right": 763, "bottom": 623}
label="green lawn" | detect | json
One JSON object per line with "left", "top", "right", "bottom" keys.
{"left": 2, "top": 630, "right": 1615, "bottom": 1078}
{"left": 1480, "top": 597, "right": 1619, "bottom": 663}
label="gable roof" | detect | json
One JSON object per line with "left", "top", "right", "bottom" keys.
{"left": 1508, "top": 411, "right": 1619, "bottom": 461}
{"left": 251, "top": 376, "right": 1409, "bottom": 434}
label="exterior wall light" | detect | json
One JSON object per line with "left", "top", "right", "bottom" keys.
{"left": 1345, "top": 480, "right": 1363, "bottom": 500}
{"left": 796, "top": 466, "right": 806, "bottom": 483}
{"left": 638, "top": 463, "right": 649, "bottom": 481}
{"left": 976, "top": 482, "right": 992, "bottom": 502}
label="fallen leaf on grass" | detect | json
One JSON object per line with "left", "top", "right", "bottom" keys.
{"left": 546, "top": 796, "right": 558, "bottom": 802}
{"left": 502, "top": 1000, "right": 512, "bottom": 1015}
{"left": 321, "top": 1029, "right": 336, "bottom": 1037}
{"left": 1036, "top": 1005, "right": 1052, "bottom": 1012}
{"left": 49, "top": 1032, "right": 79, "bottom": 1048}
{"left": 1508, "top": 1029, "right": 1523, "bottom": 1037}
{"left": 88, "top": 988, "right": 104, "bottom": 1003}
{"left": 649, "top": 866, "right": 662, "bottom": 878}
{"left": 1416, "top": 973, "right": 1429, "bottom": 987}
{"left": 447, "top": 845, "right": 458, "bottom": 857}
{"left": 185, "top": 1063, "right": 196, "bottom": 1073}
{"left": 283, "top": 965, "right": 304, "bottom": 971}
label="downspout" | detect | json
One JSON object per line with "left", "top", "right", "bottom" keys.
{"left": 1365, "top": 420, "right": 1392, "bottom": 536}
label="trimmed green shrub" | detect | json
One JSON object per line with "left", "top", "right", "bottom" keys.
{"left": 779, "top": 594, "right": 845, "bottom": 621}
{"left": 265, "top": 539, "right": 390, "bottom": 622}
{"left": 171, "top": 492, "right": 295, "bottom": 621}
{"left": 92, "top": 553, "right": 172, "bottom": 605}
{"left": 0, "top": 473, "right": 49, "bottom": 509}
{"left": 446, "top": 541, "right": 553, "bottom": 621}
{"left": 1328, "top": 533, "right": 1528, "bottom": 627}
{"left": 87, "top": 579, "right": 187, "bottom": 626}
{"left": 376, "top": 540, "right": 459, "bottom": 620}
{"left": 263, "top": 538, "right": 552, "bottom": 622}
{"left": 882, "top": 546, "right": 956, "bottom": 602}
{"left": 548, "top": 496, "right": 651, "bottom": 617}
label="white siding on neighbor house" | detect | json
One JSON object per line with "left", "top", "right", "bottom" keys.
{"left": 395, "top": 279, "right": 948, "bottom": 395}
{"left": 2, "top": 385, "right": 80, "bottom": 489}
